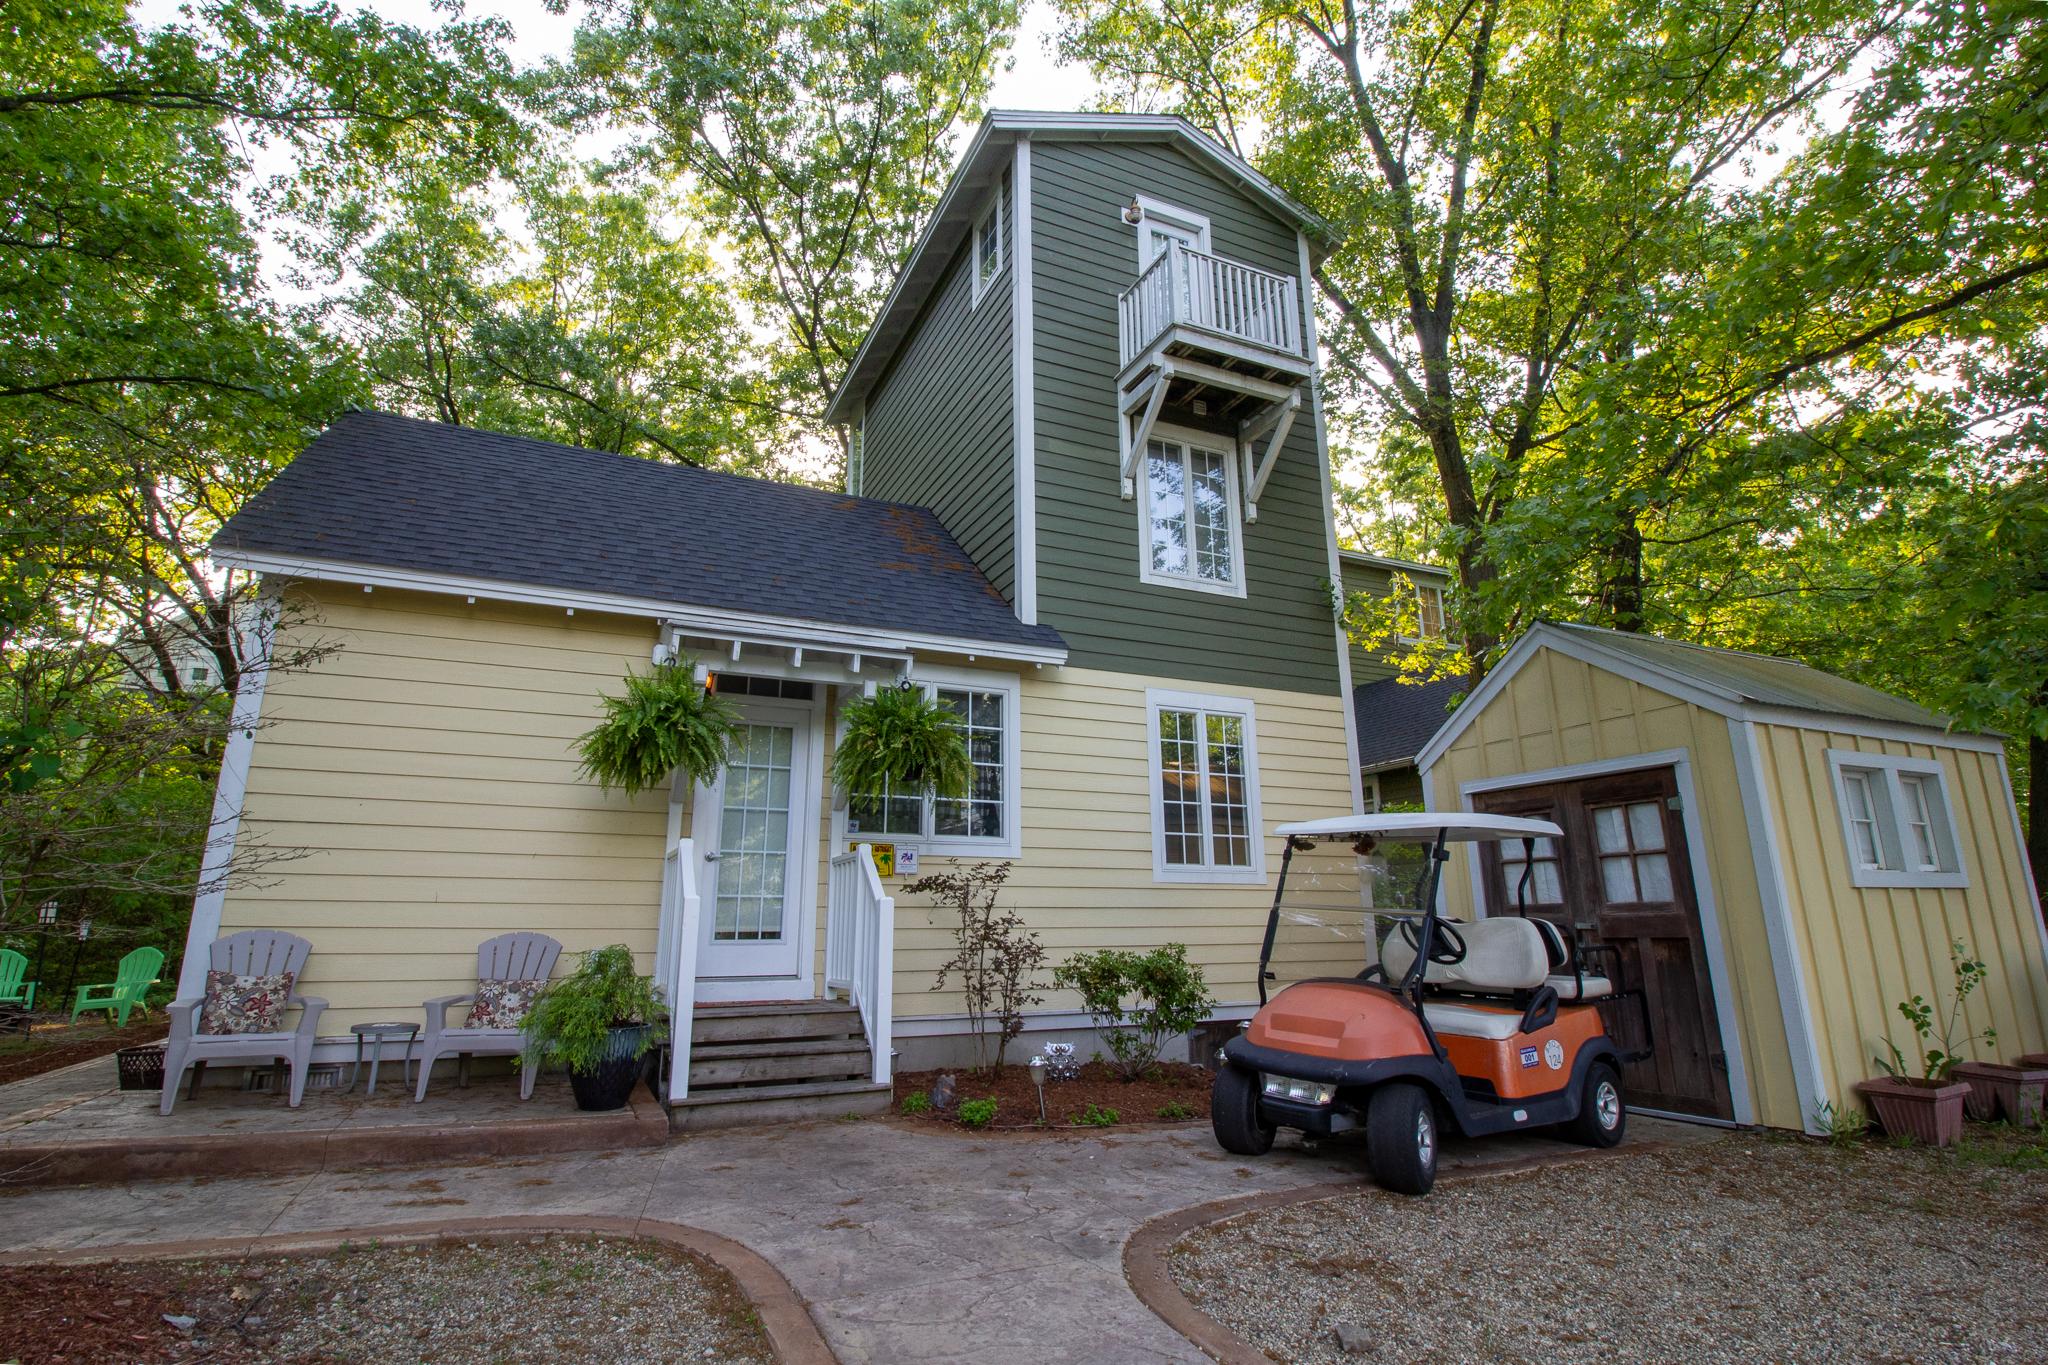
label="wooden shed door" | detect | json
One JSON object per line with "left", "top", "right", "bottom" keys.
{"left": 1476, "top": 768, "right": 1735, "bottom": 1121}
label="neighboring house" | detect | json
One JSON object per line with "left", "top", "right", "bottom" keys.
{"left": 191, "top": 112, "right": 1364, "bottom": 1114}
{"left": 1421, "top": 620, "right": 2048, "bottom": 1135}
{"left": 1339, "top": 549, "right": 1457, "bottom": 810}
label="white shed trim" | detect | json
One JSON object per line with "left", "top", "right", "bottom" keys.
{"left": 1728, "top": 717, "right": 1829, "bottom": 1134}
{"left": 1453, "top": 746, "right": 1757, "bottom": 1127}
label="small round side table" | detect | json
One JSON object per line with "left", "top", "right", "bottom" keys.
{"left": 348, "top": 1021, "right": 419, "bottom": 1097}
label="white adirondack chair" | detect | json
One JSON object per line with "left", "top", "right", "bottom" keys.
{"left": 160, "top": 930, "right": 326, "bottom": 1115}
{"left": 414, "top": 932, "right": 563, "bottom": 1102}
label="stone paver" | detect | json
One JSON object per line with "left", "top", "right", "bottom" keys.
{"left": 0, "top": 1113, "right": 1707, "bottom": 1363}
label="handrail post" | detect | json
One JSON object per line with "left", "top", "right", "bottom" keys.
{"left": 667, "top": 837, "right": 701, "bottom": 1104}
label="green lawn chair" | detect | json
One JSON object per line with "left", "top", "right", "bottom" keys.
{"left": 70, "top": 946, "right": 164, "bottom": 1027}
{"left": 0, "top": 948, "right": 36, "bottom": 1009}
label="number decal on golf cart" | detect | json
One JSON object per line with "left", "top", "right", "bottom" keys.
{"left": 1544, "top": 1039, "right": 1565, "bottom": 1070}
{"left": 1519, "top": 1046, "right": 1540, "bottom": 1068}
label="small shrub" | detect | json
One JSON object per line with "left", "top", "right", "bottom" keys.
{"left": 899, "top": 1090, "right": 933, "bottom": 1116}
{"left": 914, "top": 862, "right": 1046, "bottom": 1076}
{"left": 1813, "top": 1098, "right": 1868, "bottom": 1146}
{"left": 1053, "top": 943, "right": 1215, "bottom": 1080}
{"left": 1071, "top": 1103, "right": 1119, "bottom": 1127}
{"left": 1156, "top": 1101, "right": 1194, "bottom": 1120}
{"left": 957, "top": 1097, "right": 998, "bottom": 1128}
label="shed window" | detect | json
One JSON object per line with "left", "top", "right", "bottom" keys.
{"left": 1590, "top": 800, "right": 1674, "bottom": 903}
{"left": 1148, "top": 689, "right": 1264, "bottom": 883}
{"left": 1825, "top": 750, "right": 1968, "bottom": 890}
{"left": 1500, "top": 836, "right": 1564, "bottom": 906}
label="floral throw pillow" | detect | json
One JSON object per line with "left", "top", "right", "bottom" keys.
{"left": 199, "top": 970, "right": 295, "bottom": 1035}
{"left": 465, "top": 978, "right": 547, "bottom": 1030}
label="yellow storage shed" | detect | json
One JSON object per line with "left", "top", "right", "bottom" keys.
{"left": 1417, "top": 622, "right": 2048, "bottom": 1134}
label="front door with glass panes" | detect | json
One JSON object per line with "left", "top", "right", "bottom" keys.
{"left": 1475, "top": 766, "right": 1734, "bottom": 1121}
{"left": 694, "top": 696, "right": 813, "bottom": 992}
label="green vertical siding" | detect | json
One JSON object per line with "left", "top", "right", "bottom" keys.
{"left": 1030, "top": 141, "right": 1339, "bottom": 695}
{"left": 1340, "top": 559, "right": 1398, "bottom": 684}
{"left": 864, "top": 171, "right": 1016, "bottom": 600}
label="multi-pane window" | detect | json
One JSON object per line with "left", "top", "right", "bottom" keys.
{"left": 1152, "top": 695, "right": 1259, "bottom": 878}
{"left": 847, "top": 679, "right": 1014, "bottom": 849}
{"left": 1416, "top": 585, "right": 1446, "bottom": 640}
{"left": 972, "top": 181, "right": 1005, "bottom": 303}
{"left": 1500, "top": 835, "right": 1566, "bottom": 906}
{"left": 1144, "top": 437, "right": 1239, "bottom": 591}
{"left": 1590, "top": 801, "right": 1674, "bottom": 903}
{"left": 1828, "top": 754, "right": 1964, "bottom": 887}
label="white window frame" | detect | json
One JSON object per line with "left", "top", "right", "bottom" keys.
{"left": 840, "top": 666, "right": 1022, "bottom": 859}
{"left": 1137, "top": 422, "right": 1248, "bottom": 598}
{"left": 1824, "top": 749, "right": 1968, "bottom": 889}
{"left": 1146, "top": 687, "right": 1266, "bottom": 885}
{"left": 1395, "top": 581, "right": 1449, "bottom": 644}
{"left": 1131, "top": 195, "right": 1212, "bottom": 267}
{"left": 971, "top": 183, "right": 1005, "bottom": 307}
{"left": 1361, "top": 772, "right": 1382, "bottom": 814}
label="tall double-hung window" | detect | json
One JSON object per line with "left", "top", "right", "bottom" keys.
{"left": 1141, "top": 429, "right": 1245, "bottom": 596}
{"left": 1148, "top": 689, "right": 1264, "bottom": 883}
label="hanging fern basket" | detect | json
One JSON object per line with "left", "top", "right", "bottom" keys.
{"left": 831, "top": 683, "right": 971, "bottom": 800}
{"left": 576, "top": 662, "right": 739, "bottom": 797}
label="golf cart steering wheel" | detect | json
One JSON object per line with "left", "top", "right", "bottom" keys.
{"left": 1399, "top": 918, "right": 1468, "bottom": 966}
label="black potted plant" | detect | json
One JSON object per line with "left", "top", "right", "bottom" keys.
{"left": 577, "top": 659, "right": 738, "bottom": 796}
{"left": 520, "top": 945, "right": 664, "bottom": 1111}
{"left": 832, "top": 683, "right": 971, "bottom": 801}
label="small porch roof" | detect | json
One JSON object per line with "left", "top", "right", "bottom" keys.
{"left": 213, "top": 411, "right": 1066, "bottom": 666}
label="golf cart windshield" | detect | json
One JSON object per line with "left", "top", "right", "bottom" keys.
{"left": 1256, "top": 812, "right": 1566, "bottom": 1004}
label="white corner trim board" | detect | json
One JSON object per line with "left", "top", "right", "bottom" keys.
{"left": 1728, "top": 717, "right": 1829, "bottom": 1134}
{"left": 177, "top": 582, "right": 282, "bottom": 999}
{"left": 1455, "top": 747, "right": 1756, "bottom": 1127}
{"left": 1011, "top": 135, "right": 1038, "bottom": 627}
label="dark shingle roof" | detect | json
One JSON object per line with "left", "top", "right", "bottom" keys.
{"left": 214, "top": 411, "right": 1065, "bottom": 655}
{"left": 1352, "top": 675, "right": 1464, "bottom": 770}
{"left": 1548, "top": 622, "right": 1954, "bottom": 730}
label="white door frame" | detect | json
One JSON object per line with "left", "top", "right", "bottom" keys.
{"left": 689, "top": 691, "right": 825, "bottom": 1003}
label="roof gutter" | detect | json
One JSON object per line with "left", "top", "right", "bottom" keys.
{"left": 211, "top": 547, "right": 1070, "bottom": 668}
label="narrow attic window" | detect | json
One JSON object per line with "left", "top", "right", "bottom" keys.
{"left": 972, "top": 177, "right": 1005, "bottom": 305}
{"left": 1825, "top": 750, "right": 1968, "bottom": 890}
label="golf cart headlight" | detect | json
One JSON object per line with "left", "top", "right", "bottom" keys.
{"left": 1260, "top": 1073, "right": 1335, "bottom": 1106}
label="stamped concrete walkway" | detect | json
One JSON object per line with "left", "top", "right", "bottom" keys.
{"left": 0, "top": 1111, "right": 1704, "bottom": 1363}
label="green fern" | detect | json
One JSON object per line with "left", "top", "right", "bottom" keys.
{"left": 520, "top": 945, "right": 663, "bottom": 1073}
{"left": 831, "top": 683, "right": 971, "bottom": 799}
{"left": 576, "top": 661, "right": 738, "bottom": 797}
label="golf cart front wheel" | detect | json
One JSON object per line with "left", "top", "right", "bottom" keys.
{"left": 1211, "top": 1065, "right": 1275, "bottom": 1156}
{"left": 1366, "top": 1082, "right": 1438, "bottom": 1196}
{"left": 1563, "top": 1060, "right": 1627, "bottom": 1148}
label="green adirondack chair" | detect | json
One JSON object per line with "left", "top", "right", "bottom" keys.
{"left": 70, "top": 946, "right": 164, "bottom": 1027}
{"left": 0, "top": 949, "right": 35, "bottom": 1009}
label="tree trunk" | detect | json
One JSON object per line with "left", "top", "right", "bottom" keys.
{"left": 1598, "top": 512, "right": 1645, "bottom": 632}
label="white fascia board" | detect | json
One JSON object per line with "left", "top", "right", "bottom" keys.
{"left": 213, "top": 548, "right": 1069, "bottom": 667}
{"left": 1739, "top": 704, "right": 2003, "bottom": 753}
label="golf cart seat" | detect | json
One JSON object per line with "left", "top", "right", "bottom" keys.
{"left": 1526, "top": 917, "right": 1615, "bottom": 1001}
{"left": 1381, "top": 916, "right": 1549, "bottom": 994}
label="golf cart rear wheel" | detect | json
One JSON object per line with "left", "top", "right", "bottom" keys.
{"left": 1365, "top": 1082, "right": 1438, "bottom": 1196}
{"left": 1563, "top": 1060, "right": 1626, "bottom": 1148}
{"left": 1211, "top": 1065, "right": 1275, "bottom": 1156}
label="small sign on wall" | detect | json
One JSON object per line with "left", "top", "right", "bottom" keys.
{"left": 864, "top": 843, "right": 918, "bottom": 878}
{"left": 896, "top": 847, "right": 920, "bottom": 877}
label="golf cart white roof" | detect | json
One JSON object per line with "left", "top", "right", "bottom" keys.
{"left": 1273, "top": 812, "right": 1563, "bottom": 843}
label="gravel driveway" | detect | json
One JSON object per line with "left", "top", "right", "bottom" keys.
{"left": 1170, "top": 1134, "right": 2048, "bottom": 1363}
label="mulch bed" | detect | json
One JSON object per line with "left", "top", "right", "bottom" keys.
{"left": 0, "top": 1237, "right": 774, "bottom": 1364}
{"left": 0, "top": 1018, "right": 168, "bottom": 1088}
{"left": 894, "top": 1060, "right": 1214, "bottom": 1131}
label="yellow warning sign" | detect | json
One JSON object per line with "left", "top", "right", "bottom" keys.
{"left": 869, "top": 843, "right": 895, "bottom": 878}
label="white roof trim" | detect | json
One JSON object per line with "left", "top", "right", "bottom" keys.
{"left": 1338, "top": 549, "right": 1452, "bottom": 580}
{"left": 213, "top": 548, "right": 1069, "bottom": 667}
{"left": 1416, "top": 623, "right": 1982, "bottom": 773}
{"left": 825, "top": 110, "right": 1334, "bottom": 424}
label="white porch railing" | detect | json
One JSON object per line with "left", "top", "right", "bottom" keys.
{"left": 1118, "top": 242, "right": 1305, "bottom": 370}
{"left": 826, "top": 844, "right": 895, "bottom": 1086}
{"left": 657, "top": 837, "right": 703, "bottom": 1103}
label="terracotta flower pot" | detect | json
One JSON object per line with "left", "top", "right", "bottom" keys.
{"left": 1855, "top": 1076, "right": 1971, "bottom": 1146}
{"left": 1954, "top": 1061, "right": 2048, "bottom": 1125}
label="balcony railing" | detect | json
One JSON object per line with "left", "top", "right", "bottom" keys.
{"left": 1118, "top": 243, "right": 1306, "bottom": 372}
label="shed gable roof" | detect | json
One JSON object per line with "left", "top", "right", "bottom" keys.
{"left": 212, "top": 410, "right": 1067, "bottom": 658}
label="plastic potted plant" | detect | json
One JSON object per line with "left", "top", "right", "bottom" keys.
{"left": 577, "top": 659, "right": 738, "bottom": 797}
{"left": 832, "top": 683, "right": 971, "bottom": 801}
{"left": 520, "top": 945, "right": 664, "bottom": 1111}
{"left": 1856, "top": 941, "right": 1993, "bottom": 1146}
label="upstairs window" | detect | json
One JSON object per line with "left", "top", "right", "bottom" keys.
{"left": 1149, "top": 689, "right": 1264, "bottom": 883}
{"left": 1825, "top": 750, "right": 1968, "bottom": 889}
{"left": 1140, "top": 429, "right": 1245, "bottom": 597}
{"left": 1396, "top": 582, "right": 1448, "bottom": 643}
{"left": 972, "top": 179, "right": 1005, "bottom": 305}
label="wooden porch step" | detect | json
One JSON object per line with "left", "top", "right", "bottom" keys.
{"left": 667, "top": 1078, "right": 892, "bottom": 1132}
{"left": 689, "top": 1002, "right": 863, "bottom": 1045}
{"left": 688, "top": 1038, "right": 871, "bottom": 1087}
